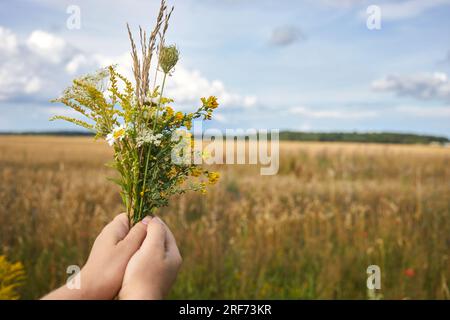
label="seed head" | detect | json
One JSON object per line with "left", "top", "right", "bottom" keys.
{"left": 159, "top": 45, "right": 179, "bottom": 74}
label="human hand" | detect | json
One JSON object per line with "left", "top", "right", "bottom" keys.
{"left": 42, "top": 213, "right": 148, "bottom": 300}
{"left": 119, "top": 217, "right": 182, "bottom": 300}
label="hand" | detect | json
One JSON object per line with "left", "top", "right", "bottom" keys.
{"left": 119, "top": 217, "right": 182, "bottom": 300}
{"left": 42, "top": 213, "right": 148, "bottom": 300}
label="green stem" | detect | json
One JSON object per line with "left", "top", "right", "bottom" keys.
{"left": 138, "top": 72, "right": 168, "bottom": 220}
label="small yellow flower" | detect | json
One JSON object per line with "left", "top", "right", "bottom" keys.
{"left": 207, "top": 171, "right": 220, "bottom": 184}
{"left": 190, "top": 166, "right": 202, "bottom": 177}
{"left": 185, "top": 119, "right": 192, "bottom": 130}
{"left": 174, "top": 111, "right": 183, "bottom": 121}
{"left": 200, "top": 182, "right": 207, "bottom": 195}
{"left": 165, "top": 106, "right": 174, "bottom": 118}
{"left": 201, "top": 96, "right": 219, "bottom": 109}
{"left": 168, "top": 167, "right": 177, "bottom": 178}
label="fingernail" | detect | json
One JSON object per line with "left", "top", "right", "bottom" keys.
{"left": 141, "top": 216, "right": 152, "bottom": 225}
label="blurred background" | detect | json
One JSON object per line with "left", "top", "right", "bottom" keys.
{"left": 0, "top": 0, "right": 449, "bottom": 299}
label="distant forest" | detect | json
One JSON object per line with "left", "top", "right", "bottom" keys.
{"left": 279, "top": 131, "right": 449, "bottom": 144}
{"left": 1, "top": 131, "right": 449, "bottom": 144}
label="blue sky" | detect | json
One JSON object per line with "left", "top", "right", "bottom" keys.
{"left": 1, "top": 0, "right": 450, "bottom": 136}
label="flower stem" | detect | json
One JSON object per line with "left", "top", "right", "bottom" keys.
{"left": 138, "top": 72, "right": 168, "bottom": 220}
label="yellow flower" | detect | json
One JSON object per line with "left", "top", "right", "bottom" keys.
{"left": 201, "top": 96, "right": 219, "bottom": 109}
{"left": 174, "top": 111, "right": 183, "bottom": 121}
{"left": 190, "top": 166, "right": 202, "bottom": 177}
{"left": 207, "top": 171, "right": 220, "bottom": 184}
{"left": 0, "top": 255, "right": 25, "bottom": 300}
{"left": 185, "top": 119, "right": 192, "bottom": 130}
{"left": 168, "top": 167, "right": 177, "bottom": 178}
{"left": 200, "top": 182, "right": 207, "bottom": 195}
{"left": 165, "top": 106, "right": 174, "bottom": 118}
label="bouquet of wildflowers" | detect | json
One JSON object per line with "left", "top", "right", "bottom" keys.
{"left": 51, "top": 0, "right": 220, "bottom": 225}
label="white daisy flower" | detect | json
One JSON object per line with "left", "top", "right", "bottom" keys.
{"left": 106, "top": 124, "right": 127, "bottom": 146}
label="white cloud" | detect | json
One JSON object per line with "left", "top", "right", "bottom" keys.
{"left": 0, "top": 27, "right": 18, "bottom": 55}
{"left": 26, "top": 30, "right": 70, "bottom": 64}
{"left": 167, "top": 65, "right": 257, "bottom": 108}
{"left": 0, "top": 27, "right": 83, "bottom": 101}
{"left": 0, "top": 26, "right": 256, "bottom": 109}
{"left": 289, "top": 106, "right": 377, "bottom": 119}
{"left": 372, "top": 72, "right": 450, "bottom": 101}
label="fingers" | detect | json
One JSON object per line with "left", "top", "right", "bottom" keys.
{"left": 140, "top": 217, "right": 167, "bottom": 256}
{"left": 118, "top": 216, "right": 151, "bottom": 255}
{"left": 100, "top": 213, "right": 130, "bottom": 244}
{"left": 157, "top": 218, "right": 182, "bottom": 263}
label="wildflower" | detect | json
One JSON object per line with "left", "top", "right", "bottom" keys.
{"left": 168, "top": 167, "right": 177, "bottom": 178}
{"left": 159, "top": 45, "right": 180, "bottom": 74}
{"left": 0, "top": 255, "right": 25, "bottom": 300}
{"left": 174, "top": 111, "right": 184, "bottom": 122}
{"left": 201, "top": 96, "right": 219, "bottom": 109}
{"left": 207, "top": 171, "right": 220, "bottom": 184}
{"left": 190, "top": 166, "right": 202, "bottom": 177}
{"left": 136, "top": 128, "right": 163, "bottom": 147}
{"left": 185, "top": 119, "right": 192, "bottom": 130}
{"left": 165, "top": 106, "right": 174, "bottom": 118}
{"left": 404, "top": 268, "right": 415, "bottom": 278}
{"left": 106, "top": 124, "right": 127, "bottom": 146}
{"left": 200, "top": 182, "right": 207, "bottom": 195}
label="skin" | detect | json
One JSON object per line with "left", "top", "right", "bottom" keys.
{"left": 42, "top": 213, "right": 182, "bottom": 300}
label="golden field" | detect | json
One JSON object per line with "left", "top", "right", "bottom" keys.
{"left": 0, "top": 136, "right": 449, "bottom": 299}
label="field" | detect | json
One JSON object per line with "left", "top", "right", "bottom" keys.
{"left": 0, "top": 136, "right": 449, "bottom": 299}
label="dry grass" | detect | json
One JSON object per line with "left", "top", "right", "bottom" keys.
{"left": 0, "top": 136, "right": 449, "bottom": 299}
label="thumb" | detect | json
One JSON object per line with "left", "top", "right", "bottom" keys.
{"left": 117, "top": 216, "right": 152, "bottom": 257}
{"left": 141, "top": 217, "right": 166, "bottom": 256}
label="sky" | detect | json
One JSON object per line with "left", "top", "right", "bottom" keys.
{"left": 0, "top": 0, "right": 450, "bottom": 137}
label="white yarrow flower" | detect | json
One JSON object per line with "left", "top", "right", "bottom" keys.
{"left": 136, "top": 128, "right": 163, "bottom": 147}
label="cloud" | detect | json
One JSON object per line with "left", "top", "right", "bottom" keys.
{"left": 167, "top": 66, "right": 257, "bottom": 108}
{"left": 26, "top": 30, "right": 71, "bottom": 64}
{"left": 0, "top": 26, "right": 90, "bottom": 102}
{"left": 269, "top": 26, "right": 304, "bottom": 47}
{"left": 372, "top": 72, "right": 450, "bottom": 102}
{"left": 288, "top": 106, "right": 377, "bottom": 119}
{"left": 0, "top": 26, "right": 256, "bottom": 110}
{"left": 0, "top": 27, "right": 18, "bottom": 55}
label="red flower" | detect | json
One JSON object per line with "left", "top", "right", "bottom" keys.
{"left": 404, "top": 268, "right": 415, "bottom": 277}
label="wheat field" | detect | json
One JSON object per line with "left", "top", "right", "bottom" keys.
{"left": 0, "top": 136, "right": 449, "bottom": 299}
